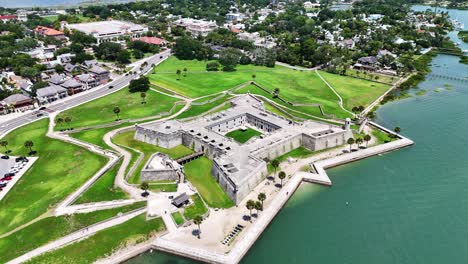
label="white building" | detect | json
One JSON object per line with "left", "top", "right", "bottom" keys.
{"left": 174, "top": 18, "right": 218, "bottom": 37}
{"left": 66, "top": 20, "right": 148, "bottom": 44}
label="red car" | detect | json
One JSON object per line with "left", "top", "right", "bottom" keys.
{"left": 1, "top": 177, "right": 12, "bottom": 181}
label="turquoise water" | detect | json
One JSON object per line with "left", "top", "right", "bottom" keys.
{"left": 129, "top": 8, "right": 468, "bottom": 264}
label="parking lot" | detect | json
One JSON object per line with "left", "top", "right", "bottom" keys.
{"left": 0, "top": 156, "right": 37, "bottom": 201}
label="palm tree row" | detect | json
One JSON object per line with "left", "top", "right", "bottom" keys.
{"left": 347, "top": 134, "right": 372, "bottom": 151}
{"left": 246, "top": 192, "right": 268, "bottom": 220}
{"left": 56, "top": 116, "right": 73, "bottom": 131}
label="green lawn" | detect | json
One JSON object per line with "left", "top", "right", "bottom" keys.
{"left": 149, "top": 182, "right": 178, "bottom": 192}
{"left": 183, "top": 194, "right": 208, "bottom": 220}
{"left": 225, "top": 128, "right": 262, "bottom": 143}
{"left": 57, "top": 88, "right": 181, "bottom": 129}
{"left": 0, "top": 119, "right": 107, "bottom": 236}
{"left": 171, "top": 211, "right": 185, "bottom": 226}
{"left": 152, "top": 58, "right": 390, "bottom": 119}
{"left": 0, "top": 202, "right": 145, "bottom": 263}
{"left": 69, "top": 123, "right": 132, "bottom": 150}
{"left": 26, "top": 215, "right": 165, "bottom": 264}
{"left": 74, "top": 160, "right": 128, "bottom": 204}
{"left": 112, "top": 131, "right": 193, "bottom": 183}
{"left": 371, "top": 129, "right": 395, "bottom": 144}
{"left": 176, "top": 95, "right": 231, "bottom": 119}
{"left": 183, "top": 157, "right": 234, "bottom": 208}
{"left": 319, "top": 71, "right": 391, "bottom": 110}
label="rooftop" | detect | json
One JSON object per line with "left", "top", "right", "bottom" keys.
{"left": 67, "top": 20, "right": 147, "bottom": 36}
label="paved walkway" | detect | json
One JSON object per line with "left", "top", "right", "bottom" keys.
{"left": 7, "top": 208, "right": 147, "bottom": 264}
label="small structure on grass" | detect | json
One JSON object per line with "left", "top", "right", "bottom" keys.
{"left": 172, "top": 192, "right": 190, "bottom": 207}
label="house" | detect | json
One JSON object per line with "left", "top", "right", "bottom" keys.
{"left": 134, "top": 36, "right": 167, "bottom": 46}
{"left": 34, "top": 26, "right": 66, "bottom": 39}
{"left": 303, "top": 1, "right": 320, "bottom": 9}
{"left": 226, "top": 13, "right": 244, "bottom": 22}
{"left": 19, "top": 80, "right": 33, "bottom": 93}
{"left": 56, "top": 53, "right": 75, "bottom": 64}
{"left": 48, "top": 73, "right": 67, "bottom": 86}
{"left": 89, "top": 65, "right": 110, "bottom": 83}
{"left": 36, "top": 85, "right": 68, "bottom": 104}
{"left": 60, "top": 78, "right": 83, "bottom": 95}
{"left": 81, "top": 59, "right": 99, "bottom": 69}
{"left": 354, "top": 56, "right": 380, "bottom": 71}
{"left": 76, "top": 73, "right": 99, "bottom": 89}
{"left": 341, "top": 39, "right": 355, "bottom": 49}
{"left": 0, "top": 15, "right": 18, "bottom": 23}
{"left": 174, "top": 18, "right": 217, "bottom": 37}
{"left": 0, "top": 94, "right": 34, "bottom": 112}
{"left": 377, "top": 49, "right": 397, "bottom": 58}
{"left": 64, "top": 63, "right": 78, "bottom": 74}
{"left": 171, "top": 193, "right": 189, "bottom": 207}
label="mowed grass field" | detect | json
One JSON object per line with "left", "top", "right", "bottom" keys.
{"left": 26, "top": 214, "right": 165, "bottom": 264}
{"left": 112, "top": 131, "right": 193, "bottom": 183}
{"left": 0, "top": 202, "right": 144, "bottom": 263}
{"left": 58, "top": 88, "right": 181, "bottom": 129}
{"left": 150, "top": 57, "right": 390, "bottom": 118}
{"left": 0, "top": 119, "right": 107, "bottom": 235}
{"left": 319, "top": 71, "right": 390, "bottom": 110}
{"left": 225, "top": 128, "right": 262, "bottom": 143}
{"left": 183, "top": 157, "right": 234, "bottom": 209}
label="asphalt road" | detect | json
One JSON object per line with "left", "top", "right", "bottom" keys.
{"left": 0, "top": 49, "right": 171, "bottom": 137}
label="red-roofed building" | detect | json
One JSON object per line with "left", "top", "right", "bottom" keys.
{"left": 229, "top": 27, "right": 242, "bottom": 34}
{"left": 34, "top": 26, "right": 66, "bottom": 39}
{"left": 0, "top": 15, "right": 18, "bottom": 23}
{"left": 134, "top": 36, "right": 167, "bottom": 46}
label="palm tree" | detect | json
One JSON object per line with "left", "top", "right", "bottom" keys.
{"left": 271, "top": 159, "right": 280, "bottom": 180}
{"left": 364, "top": 134, "right": 371, "bottom": 148}
{"left": 255, "top": 201, "right": 262, "bottom": 213}
{"left": 140, "top": 181, "right": 149, "bottom": 195}
{"left": 347, "top": 138, "right": 355, "bottom": 152}
{"left": 56, "top": 117, "right": 64, "bottom": 128}
{"left": 356, "top": 137, "right": 363, "bottom": 149}
{"left": 140, "top": 92, "right": 147, "bottom": 104}
{"left": 113, "top": 106, "right": 121, "bottom": 120}
{"left": 176, "top": 69, "right": 181, "bottom": 80}
{"left": 24, "top": 140, "right": 34, "bottom": 154}
{"left": 64, "top": 116, "right": 72, "bottom": 130}
{"left": 278, "top": 171, "right": 286, "bottom": 187}
{"left": 0, "top": 140, "right": 8, "bottom": 153}
{"left": 193, "top": 215, "right": 203, "bottom": 238}
{"left": 183, "top": 67, "right": 187, "bottom": 77}
{"left": 252, "top": 74, "right": 256, "bottom": 81}
{"left": 258, "top": 192, "right": 266, "bottom": 207}
{"left": 246, "top": 200, "right": 255, "bottom": 218}
{"left": 273, "top": 88, "right": 280, "bottom": 98}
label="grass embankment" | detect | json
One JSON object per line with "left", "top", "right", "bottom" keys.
{"left": 225, "top": 128, "right": 262, "bottom": 143}
{"left": 183, "top": 157, "right": 234, "bottom": 208}
{"left": 69, "top": 123, "right": 132, "bottom": 150}
{"left": 151, "top": 57, "right": 390, "bottom": 119}
{"left": 183, "top": 194, "right": 208, "bottom": 220}
{"left": 0, "top": 119, "right": 107, "bottom": 236}
{"left": 149, "top": 182, "right": 178, "bottom": 192}
{"left": 74, "top": 160, "right": 128, "bottom": 204}
{"left": 0, "top": 202, "right": 145, "bottom": 263}
{"left": 171, "top": 212, "right": 185, "bottom": 226}
{"left": 267, "top": 147, "right": 314, "bottom": 173}
{"left": 176, "top": 95, "right": 231, "bottom": 119}
{"left": 112, "top": 131, "right": 193, "bottom": 183}
{"left": 319, "top": 71, "right": 391, "bottom": 109}
{"left": 57, "top": 88, "right": 180, "bottom": 129}
{"left": 26, "top": 214, "right": 165, "bottom": 264}
{"left": 371, "top": 129, "right": 395, "bottom": 144}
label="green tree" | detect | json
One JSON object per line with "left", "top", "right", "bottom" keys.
{"left": 258, "top": 192, "right": 266, "bottom": 207}
{"left": 176, "top": 69, "right": 181, "bottom": 80}
{"left": 255, "top": 201, "right": 263, "bottom": 213}
{"left": 193, "top": 215, "right": 203, "bottom": 238}
{"left": 271, "top": 159, "right": 280, "bottom": 179}
{"left": 140, "top": 92, "right": 147, "bottom": 104}
{"left": 140, "top": 181, "right": 149, "bottom": 192}
{"left": 364, "top": 134, "right": 371, "bottom": 148}
{"left": 219, "top": 48, "right": 242, "bottom": 72}
{"left": 56, "top": 117, "right": 64, "bottom": 127}
{"left": 24, "top": 140, "right": 34, "bottom": 154}
{"left": 183, "top": 67, "right": 187, "bottom": 77}
{"left": 133, "top": 49, "right": 144, "bottom": 60}
{"left": 113, "top": 106, "right": 121, "bottom": 120}
{"left": 246, "top": 200, "right": 256, "bottom": 217}
{"left": 347, "top": 137, "right": 355, "bottom": 152}
{"left": 356, "top": 137, "right": 363, "bottom": 149}
{"left": 64, "top": 116, "right": 72, "bottom": 129}
{"left": 0, "top": 140, "right": 8, "bottom": 153}
{"left": 394, "top": 126, "right": 401, "bottom": 134}
{"left": 278, "top": 171, "right": 286, "bottom": 187}
{"left": 128, "top": 76, "right": 150, "bottom": 93}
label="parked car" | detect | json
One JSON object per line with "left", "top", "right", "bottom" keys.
{"left": 39, "top": 106, "right": 46, "bottom": 110}
{"left": 1, "top": 177, "right": 12, "bottom": 181}
{"left": 4, "top": 173, "right": 14, "bottom": 177}
{"left": 108, "top": 85, "right": 114, "bottom": 89}
{"left": 0, "top": 183, "right": 7, "bottom": 188}
{"left": 1, "top": 156, "right": 9, "bottom": 159}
